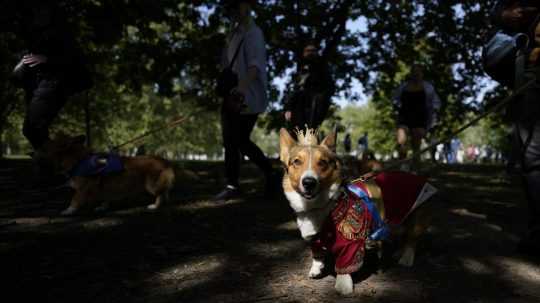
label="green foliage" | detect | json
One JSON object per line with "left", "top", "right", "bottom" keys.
{"left": 0, "top": 1, "right": 511, "bottom": 157}
{"left": 460, "top": 113, "right": 511, "bottom": 152}
{"left": 321, "top": 102, "right": 395, "bottom": 155}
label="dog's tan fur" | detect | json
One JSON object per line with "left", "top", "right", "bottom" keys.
{"left": 41, "top": 134, "right": 175, "bottom": 215}
{"left": 280, "top": 129, "right": 341, "bottom": 197}
{"left": 280, "top": 128, "right": 433, "bottom": 295}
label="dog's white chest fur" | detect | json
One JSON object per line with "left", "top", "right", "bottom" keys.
{"left": 295, "top": 207, "right": 332, "bottom": 240}
{"left": 285, "top": 183, "right": 340, "bottom": 240}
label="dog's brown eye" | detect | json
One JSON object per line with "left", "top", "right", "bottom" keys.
{"left": 318, "top": 160, "right": 329, "bottom": 168}
{"left": 292, "top": 159, "right": 303, "bottom": 167}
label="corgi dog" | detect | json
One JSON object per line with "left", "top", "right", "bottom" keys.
{"left": 279, "top": 128, "right": 436, "bottom": 295}
{"left": 40, "top": 134, "right": 175, "bottom": 216}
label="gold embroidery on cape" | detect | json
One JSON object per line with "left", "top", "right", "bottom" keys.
{"left": 331, "top": 194, "right": 349, "bottom": 224}
{"left": 337, "top": 197, "right": 371, "bottom": 241}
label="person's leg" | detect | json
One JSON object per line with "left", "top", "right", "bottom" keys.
{"left": 524, "top": 171, "right": 540, "bottom": 229}
{"left": 410, "top": 128, "right": 426, "bottom": 166}
{"left": 221, "top": 110, "right": 241, "bottom": 188}
{"left": 23, "top": 79, "right": 67, "bottom": 150}
{"left": 517, "top": 122, "right": 540, "bottom": 248}
{"left": 429, "top": 139, "right": 437, "bottom": 164}
{"left": 236, "top": 114, "right": 274, "bottom": 178}
{"left": 396, "top": 127, "right": 409, "bottom": 159}
{"left": 512, "top": 67, "right": 540, "bottom": 252}
{"left": 22, "top": 79, "right": 68, "bottom": 188}
{"left": 214, "top": 109, "right": 243, "bottom": 201}
{"left": 451, "top": 150, "right": 457, "bottom": 164}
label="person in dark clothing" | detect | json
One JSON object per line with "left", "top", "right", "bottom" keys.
{"left": 284, "top": 44, "right": 334, "bottom": 130}
{"left": 14, "top": 1, "right": 91, "bottom": 151}
{"left": 9, "top": 1, "right": 91, "bottom": 188}
{"left": 357, "top": 132, "right": 368, "bottom": 157}
{"left": 490, "top": 0, "right": 540, "bottom": 255}
{"left": 343, "top": 133, "right": 352, "bottom": 154}
{"left": 213, "top": 0, "right": 277, "bottom": 202}
{"left": 393, "top": 64, "right": 441, "bottom": 170}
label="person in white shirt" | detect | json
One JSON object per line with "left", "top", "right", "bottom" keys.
{"left": 214, "top": 0, "right": 276, "bottom": 202}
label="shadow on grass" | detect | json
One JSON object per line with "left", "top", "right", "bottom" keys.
{"left": 1, "top": 160, "right": 539, "bottom": 302}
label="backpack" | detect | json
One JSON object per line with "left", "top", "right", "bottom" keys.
{"left": 482, "top": 31, "right": 529, "bottom": 88}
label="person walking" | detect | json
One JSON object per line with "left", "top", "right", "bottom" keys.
{"left": 393, "top": 64, "right": 441, "bottom": 170}
{"left": 357, "top": 132, "right": 368, "bottom": 157}
{"left": 11, "top": 0, "right": 92, "bottom": 185}
{"left": 13, "top": 1, "right": 91, "bottom": 152}
{"left": 284, "top": 43, "right": 334, "bottom": 131}
{"left": 343, "top": 132, "right": 352, "bottom": 155}
{"left": 490, "top": 0, "right": 540, "bottom": 254}
{"left": 213, "top": 0, "right": 276, "bottom": 202}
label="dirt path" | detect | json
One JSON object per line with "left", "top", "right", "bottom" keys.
{"left": 1, "top": 160, "right": 539, "bottom": 303}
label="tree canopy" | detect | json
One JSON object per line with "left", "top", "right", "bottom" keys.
{"left": 0, "top": 0, "right": 506, "bottom": 156}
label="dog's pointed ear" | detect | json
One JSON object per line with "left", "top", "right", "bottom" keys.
{"left": 321, "top": 130, "right": 337, "bottom": 153}
{"left": 280, "top": 128, "right": 296, "bottom": 164}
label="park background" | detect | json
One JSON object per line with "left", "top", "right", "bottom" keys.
{"left": 3, "top": 2, "right": 540, "bottom": 303}
{"left": 0, "top": 1, "right": 509, "bottom": 160}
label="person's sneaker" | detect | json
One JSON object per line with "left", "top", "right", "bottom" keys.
{"left": 213, "top": 185, "right": 241, "bottom": 202}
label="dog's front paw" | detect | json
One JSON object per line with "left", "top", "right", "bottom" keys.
{"left": 335, "top": 274, "right": 354, "bottom": 295}
{"left": 398, "top": 246, "right": 415, "bottom": 267}
{"left": 308, "top": 259, "right": 325, "bottom": 279}
{"left": 61, "top": 206, "right": 78, "bottom": 216}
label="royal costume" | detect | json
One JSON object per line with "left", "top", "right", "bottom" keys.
{"left": 311, "top": 172, "right": 437, "bottom": 274}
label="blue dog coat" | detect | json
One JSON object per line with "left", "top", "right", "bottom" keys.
{"left": 69, "top": 154, "right": 124, "bottom": 177}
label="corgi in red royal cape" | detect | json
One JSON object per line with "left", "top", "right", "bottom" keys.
{"left": 279, "top": 128, "right": 437, "bottom": 295}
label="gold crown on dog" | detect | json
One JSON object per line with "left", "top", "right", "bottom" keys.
{"left": 295, "top": 127, "right": 319, "bottom": 146}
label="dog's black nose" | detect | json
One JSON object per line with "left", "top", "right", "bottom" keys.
{"left": 302, "top": 177, "right": 318, "bottom": 191}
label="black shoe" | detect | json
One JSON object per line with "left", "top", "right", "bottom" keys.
{"left": 213, "top": 185, "right": 241, "bottom": 202}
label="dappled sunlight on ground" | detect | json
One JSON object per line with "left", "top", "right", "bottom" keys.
{"left": 1, "top": 161, "right": 539, "bottom": 302}
{"left": 450, "top": 208, "right": 488, "bottom": 219}
{"left": 276, "top": 220, "right": 299, "bottom": 232}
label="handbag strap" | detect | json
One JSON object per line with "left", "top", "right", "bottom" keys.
{"left": 227, "top": 37, "right": 245, "bottom": 69}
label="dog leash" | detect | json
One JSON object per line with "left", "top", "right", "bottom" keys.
{"left": 353, "top": 79, "right": 536, "bottom": 182}
{"left": 111, "top": 115, "right": 191, "bottom": 151}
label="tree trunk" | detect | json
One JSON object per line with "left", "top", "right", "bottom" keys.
{"left": 85, "top": 93, "right": 91, "bottom": 148}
